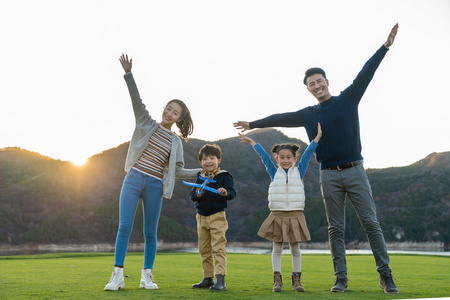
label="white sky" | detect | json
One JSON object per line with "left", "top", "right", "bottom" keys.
{"left": 1, "top": 0, "right": 449, "bottom": 168}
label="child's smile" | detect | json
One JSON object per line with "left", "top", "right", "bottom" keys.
{"left": 200, "top": 155, "right": 221, "bottom": 174}
{"left": 275, "top": 149, "right": 296, "bottom": 170}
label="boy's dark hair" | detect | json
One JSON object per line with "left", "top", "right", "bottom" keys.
{"left": 271, "top": 143, "right": 300, "bottom": 157}
{"left": 198, "top": 144, "right": 222, "bottom": 161}
{"left": 303, "top": 67, "right": 326, "bottom": 85}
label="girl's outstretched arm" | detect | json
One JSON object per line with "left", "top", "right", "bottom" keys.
{"left": 239, "top": 132, "right": 256, "bottom": 146}
{"left": 299, "top": 123, "right": 322, "bottom": 179}
{"left": 314, "top": 122, "right": 322, "bottom": 143}
{"left": 240, "top": 133, "right": 277, "bottom": 180}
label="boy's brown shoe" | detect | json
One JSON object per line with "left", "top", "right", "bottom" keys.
{"left": 192, "top": 277, "right": 214, "bottom": 289}
{"left": 210, "top": 275, "right": 227, "bottom": 291}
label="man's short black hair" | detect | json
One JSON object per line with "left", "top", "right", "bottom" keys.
{"left": 303, "top": 67, "right": 326, "bottom": 85}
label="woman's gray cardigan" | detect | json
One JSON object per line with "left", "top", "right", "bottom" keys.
{"left": 123, "top": 72, "right": 201, "bottom": 199}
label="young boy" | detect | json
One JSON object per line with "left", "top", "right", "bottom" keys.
{"left": 189, "top": 144, "right": 236, "bottom": 292}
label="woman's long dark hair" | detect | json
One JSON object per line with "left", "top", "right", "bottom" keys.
{"left": 166, "top": 99, "right": 194, "bottom": 140}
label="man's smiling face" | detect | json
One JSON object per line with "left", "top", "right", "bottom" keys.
{"left": 306, "top": 73, "right": 331, "bottom": 103}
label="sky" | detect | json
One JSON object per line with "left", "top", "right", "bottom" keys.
{"left": 1, "top": 0, "right": 449, "bottom": 168}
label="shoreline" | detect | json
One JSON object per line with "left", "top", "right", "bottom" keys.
{"left": 0, "top": 241, "right": 447, "bottom": 256}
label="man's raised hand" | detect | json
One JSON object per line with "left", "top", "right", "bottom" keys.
{"left": 233, "top": 121, "right": 250, "bottom": 132}
{"left": 384, "top": 23, "right": 399, "bottom": 49}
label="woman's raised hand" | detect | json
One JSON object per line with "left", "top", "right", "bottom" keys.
{"left": 119, "top": 54, "right": 132, "bottom": 73}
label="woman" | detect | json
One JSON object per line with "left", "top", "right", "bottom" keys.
{"left": 105, "top": 54, "right": 201, "bottom": 291}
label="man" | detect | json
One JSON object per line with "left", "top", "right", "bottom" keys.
{"left": 234, "top": 24, "right": 399, "bottom": 294}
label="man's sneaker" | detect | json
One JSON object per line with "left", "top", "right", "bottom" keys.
{"left": 104, "top": 267, "right": 125, "bottom": 291}
{"left": 330, "top": 277, "right": 348, "bottom": 292}
{"left": 380, "top": 273, "right": 399, "bottom": 294}
{"left": 140, "top": 269, "right": 159, "bottom": 289}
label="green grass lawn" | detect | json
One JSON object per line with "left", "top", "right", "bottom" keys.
{"left": 0, "top": 252, "right": 449, "bottom": 299}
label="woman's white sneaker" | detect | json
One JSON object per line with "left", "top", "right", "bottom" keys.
{"left": 140, "top": 269, "right": 159, "bottom": 289}
{"left": 104, "top": 267, "right": 125, "bottom": 291}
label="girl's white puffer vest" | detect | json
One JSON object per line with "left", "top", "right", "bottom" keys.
{"left": 268, "top": 166, "right": 305, "bottom": 211}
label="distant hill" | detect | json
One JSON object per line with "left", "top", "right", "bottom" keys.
{"left": 366, "top": 152, "right": 450, "bottom": 242}
{"left": 1, "top": 129, "right": 449, "bottom": 246}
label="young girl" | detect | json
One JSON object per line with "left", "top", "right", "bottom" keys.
{"left": 105, "top": 54, "right": 202, "bottom": 291}
{"left": 239, "top": 123, "right": 322, "bottom": 292}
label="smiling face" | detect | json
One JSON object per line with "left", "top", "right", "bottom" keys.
{"left": 160, "top": 101, "right": 183, "bottom": 130}
{"left": 200, "top": 154, "right": 221, "bottom": 174}
{"left": 275, "top": 149, "right": 297, "bottom": 170}
{"left": 306, "top": 73, "right": 331, "bottom": 103}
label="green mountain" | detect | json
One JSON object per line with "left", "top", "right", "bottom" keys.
{"left": 1, "top": 129, "right": 449, "bottom": 246}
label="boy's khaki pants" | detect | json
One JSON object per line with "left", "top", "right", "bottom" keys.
{"left": 196, "top": 211, "right": 228, "bottom": 278}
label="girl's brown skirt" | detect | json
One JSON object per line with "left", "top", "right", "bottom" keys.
{"left": 257, "top": 210, "right": 311, "bottom": 243}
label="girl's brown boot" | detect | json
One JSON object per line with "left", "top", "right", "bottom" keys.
{"left": 292, "top": 272, "right": 305, "bottom": 292}
{"left": 273, "top": 272, "right": 282, "bottom": 292}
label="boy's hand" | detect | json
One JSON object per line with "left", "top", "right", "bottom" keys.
{"left": 119, "top": 54, "right": 133, "bottom": 73}
{"left": 195, "top": 188, "right": 205, "bottom": 198}
{"left": 314, "top": 122, "right": 322, "bottom": 143}
{"left": 217, "top": 188, "right": 228, "bottom": 196}
{"left": 239, "top": 132, "right": 256, "bottom": 146}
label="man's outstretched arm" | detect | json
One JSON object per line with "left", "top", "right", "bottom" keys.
{"left": 345, "top": 23, "right": 399, "bottom": 103}
{"left": 234, "top": 110, "right": 306, "bottom": 132}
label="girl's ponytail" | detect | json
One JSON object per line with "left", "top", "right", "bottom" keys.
{"left": 271, "top": 143, "right": 300, "bottom": 156}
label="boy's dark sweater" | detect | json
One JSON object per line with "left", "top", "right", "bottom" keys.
{"left": 250, "top": 45, "right": 389, "bottom": 169}
{"left": 190, "top": 170, "right": 236, "bottom": 216}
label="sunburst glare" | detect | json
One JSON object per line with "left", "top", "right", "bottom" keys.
{"left": 71, "top": 157, "right": 88, "bottom": 167}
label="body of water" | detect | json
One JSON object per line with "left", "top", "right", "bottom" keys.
{"left": 165, "top": 246, "right": 450, "bottom": 256}
{"left": 1, "top": 242, "right": 449, "bottom": 256}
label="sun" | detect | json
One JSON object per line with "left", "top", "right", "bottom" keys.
{"left": 71, "top": 157, "right": 88, "bottom": 167}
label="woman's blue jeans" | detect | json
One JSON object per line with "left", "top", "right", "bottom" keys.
{"left": 114, "top": 168, "right": 163, "bottom": 269}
